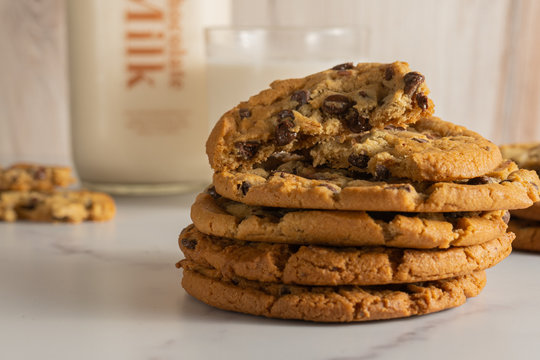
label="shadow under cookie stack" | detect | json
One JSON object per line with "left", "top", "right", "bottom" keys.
{"left": 501, "top": 143, "right": 540, "bottom": 252}
{"left": 177, "top": 62, "right": 540, "bottom": 322}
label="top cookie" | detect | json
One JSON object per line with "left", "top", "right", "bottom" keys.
{"left": 0, "top": 163, "right": 75, "bottom": 191}
{"left": 207, "top": 61, "right": 434, "bottom": 173}
{"left": 500, "top": 142, "right": 540, "bottom": 171}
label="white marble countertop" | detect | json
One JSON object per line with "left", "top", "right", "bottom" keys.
{"left": 1, "top": 192, "right": 540, "bottom": 360}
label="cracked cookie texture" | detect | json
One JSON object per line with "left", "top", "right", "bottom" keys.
{"left": 191, "top": 191, "right": 509, "bottom": 249}
{"left": 179, "top": 265, "right": 486, "bottom": 322}
{"left": 179, "top": 224, "right": 513, "bottom": 286}
{"left": 207, "top": 62, "right": 435, "bottom": 174}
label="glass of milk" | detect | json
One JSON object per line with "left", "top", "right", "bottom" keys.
{"left": 67, "top": 0, "right": 230, "bottom": 195}
{"left": 205, "top": 27, "right": 369, "bottom": 128}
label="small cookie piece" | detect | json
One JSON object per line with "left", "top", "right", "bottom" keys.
{"left": 192, "top": 190, "right": 509, "bottom": 249}
{"left": 511, "top": 202, "right": 540, "bottom": 221}
{"left": 179, "top": 264, "right": 486, "bottom": 322}
{"left": 179, "top": 224, "right": 513, "bottom": 286}
{"left": 500, "top": 142, "right": 540, "bottom": 172}
{"left": 207, "top": 62, "right": 434, "bottom": 173}
{"left": 213, "top": 160, "right": 540, "bottom": 212}
{"left": 0, "top": 163, "right": 75, "bottom": 191}
{"left": 0, "top": 190, "right": 116, "bottom": 223}
{"left": 508, "top": 218, "right": 540, "bottom": 252}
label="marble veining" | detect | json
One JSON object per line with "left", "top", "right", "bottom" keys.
{"left": 1, "top": 194, "right": 540, "bottom": 360}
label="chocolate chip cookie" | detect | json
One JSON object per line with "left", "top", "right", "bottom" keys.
{"left": 213, "top": 160, "right": 540, "bottom": 212}
{"left": 0, "top": 163, "right": 75, "bottom": 191}
{"left": 0, "top": 190, "right": 116, "bottom": 223}
{"left": 508, "top": 218, "right": 540, "bottom": 252}
{"left": 207, "top": 62, "right": 435, "bottom": 174}
{"left": 179, "top": 264, "right": 486, "bottom": 322}
{"left": 179, "top": 224, "right": 513, "bottom": 286}
{"left": 192, "top": 190, "right": 509, "bottom": 249}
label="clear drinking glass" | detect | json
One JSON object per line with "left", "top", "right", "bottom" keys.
{"left": 205, "top": 26, "right": 369, "bottom": 128}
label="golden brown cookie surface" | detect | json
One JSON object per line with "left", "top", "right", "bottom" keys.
{"left": 179, "top": 265, "right": 486, "bottom": 323}
{"left": 179, "top": 225, "right": 513, "bottom": 286}
{"left": 191, "top": 191, "right": 509, "bottom": 249}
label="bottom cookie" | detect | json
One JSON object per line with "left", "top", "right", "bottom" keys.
{"left": 508, "top": 219, "right": 540, "bottom": 252}
{"left": 180, "top": 265, "right": 486, "bottom": 323}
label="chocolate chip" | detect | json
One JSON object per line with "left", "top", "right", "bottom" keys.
{"left": 412, "top": 138, "right": 428, "bottom": 143}
{"left": 368, "top": 212, "right": 397, "bottom": 222}
{"left": 230, "top": 278, "right": 240, "bottom": 285}
{"left": 467, "top": 176, "right": 497, "bottom": 185}
{"left": 278, "top": 109, "right": 294, "bottom": 120}
{"left": 416, "top": 92, "right": 429, "bottom": 110}
{"left": 384, "top": 66, "right": 395, "bottom": 81}
{"left": 358, "top": 91, "right": 369, "bottom": 98}
{"left": 332, "top": 62, "right": 354, "bottom": 70}
{"left": 33, "top": 167, "right": 46, "bottom": 180}
{"left": 375, "top": 164, "right": 390, "bottom": 180}
{"left": 403, "top": 72, "right": 425, "bottom": 96}
{"left": 181, "top": 238, "right": 197, "bottom": 250}
{"left": 275, "top": 118, "right": 297, "bottom": 146}
{"left": 84, "top": 200, "right": 93, "bottom": 210}
{"left": 384, "top": 125, "right": 406, "bottom": 131}
{"left": 318, "top": 183, "right": 339, "bottom": 194}
{"left": 322, "top": 94, "right": 354, "bottom": 115}
{"left": 348, "top": 154, "right": 370, "bottom": 169}
{"left": 238, "top": 108, "right": 251, "bottom": 119}
{"left": 235, "top": 141, "right": 260, "bottom": 160}
{"left": 279, "top": 286, "right": 292, "bottom": 296}
{"left": 502, "top": 211, "right": 511, "bottom": 224}
{"left": 384, "top": 184, "right": 412, "bottom": 192}
{"left": 238, "top": 181, "right": 251, "bottom": 196}
{"left": 19, "top": 197, "right": 38, "bottom": 210}
{"left": 291, "top": 90, "right": 310, "bottom": 106}
{"left": 207, "top": 186, "right": 221, "bottom": 199}
{"left": 344, "top": 108, "right": 371, "bottom": 133}
{"left": 530, "top": 181, "right": 539, "bottom": 191}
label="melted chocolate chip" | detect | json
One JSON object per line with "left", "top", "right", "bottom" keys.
{"left": 467, "top": 176, "right": 497, "bottom": 185}
{"left": 318, "top": 183, "right": 339, "bottom": 194}
{"left": 230, "top": 278, "right": 240, "bottom": 285}
{"left": 368, "top": 212, "right": 397, "bottom": 222}
{"left": 19, "top": 197, "right": 39, "bottom": 210}
{"left": 275, "top": 118, "right": 297, "bottom": 146}
{"left": 322, "top": 94, "right": 354, "bottom": 115}
{"left": 384, "top": 66, "right": 395, "bottom": 81}
{"left": 278, "top": 109, "right": 294, "bottom": 120}
{"left": 412, "top": 138, "right": 428, "bottom": 143}
{"left": 344, "top": 108, "right": 371, "bottom": 133}
{"left": 375, "top": 164, "right": 390, "bottom": 180}
{"left": 238, "top": 108, "right": 251, "bottom": 119}
{"left": 33, "top": 167, "right": 46, "bottom": 180}
{"left": 235, "top": 141, "right": 260, "bottom": 160}
{"left": 348, "top": 153, "right": 370, "bottom": 169}
{"left": 331, "top": 62, "right": 354, "bottom": 70}
{"left": 238, "top": 181, "right": 251, "bottom": 196}
{"left": 416, "top": 92, "right": 429, "bottom": 110}
{"left": 403, "top": 72, "right": 425, "bottom": 96}
{"left": 502, "top": 211, "right": 511, "bottom": 224}
{"left": 207, "top": 186, "right": 221, "bottom": 199}
{"left": 181, "top": 237, "right": 197, "bottom": 250}
{"left": 291, "top": 90, "right": 310, "bottom": 106}
{"left": 279, "top": 286, "right": 292, "bottom": 296}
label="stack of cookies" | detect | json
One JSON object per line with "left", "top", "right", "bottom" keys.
{"left": 0, "top": 163, "right": 115, "bottom": 223}
{"left": 500, "top": 143, "right": 540, "bottom": 252}
{"left": 177, "top": 62, "right": 540, "bottom": 322}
